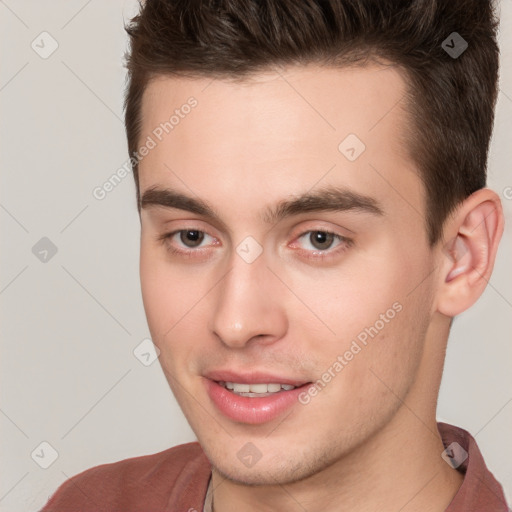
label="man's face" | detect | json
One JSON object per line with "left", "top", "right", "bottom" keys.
{"left": 138, "top": 64, "right": 439, "bottom": 484}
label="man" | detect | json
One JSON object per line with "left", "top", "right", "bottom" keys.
{"left": 41, "top": 0, "right": 508, "bottom": 510}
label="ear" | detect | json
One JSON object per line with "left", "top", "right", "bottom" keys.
{"left": 435, "top": 188, "right": 504, "bottom": 317}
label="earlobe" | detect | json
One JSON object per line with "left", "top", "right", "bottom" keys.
{"left": 437, "top": 189, "right": 504, "bottom": 317}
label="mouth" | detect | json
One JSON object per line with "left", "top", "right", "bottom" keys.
{"left": 204, "top": 375, "right": 313, "bottom": 424}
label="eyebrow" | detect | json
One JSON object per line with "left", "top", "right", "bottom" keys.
{"left": 140, "top": 185, "right": 384, "bottom": 225}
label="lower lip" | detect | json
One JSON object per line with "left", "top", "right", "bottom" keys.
{"left": 204, "top": 379, "right": 311, "bottom": 425}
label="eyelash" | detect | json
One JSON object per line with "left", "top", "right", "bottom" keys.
{"left": 156, "top": 227, "right": 353, "bottom": 262}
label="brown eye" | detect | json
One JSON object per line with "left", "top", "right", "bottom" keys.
{"left": 309, "top": 231, "right": 335, "bottom": 250}
{"left": 292, "top": 229, "right": 352, "bottom": 261}
{"left": 179, "top": 230, "right": 204, "bottom": 248}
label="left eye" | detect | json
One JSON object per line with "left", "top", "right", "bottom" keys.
{"left": 296, "top": 230, "right": 345, "bottom": 251}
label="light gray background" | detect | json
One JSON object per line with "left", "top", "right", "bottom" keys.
{"left": 0, "top": 1, "right": 511, "bottom": 511}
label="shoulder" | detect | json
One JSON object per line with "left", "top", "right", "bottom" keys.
{"left": 40, "top": 442, "right": 211, "bottom": 512}
{"left": 438, "top": 422, "right": 509, "bottom": 511}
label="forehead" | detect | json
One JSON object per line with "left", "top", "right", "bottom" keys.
{"left": 138, "top": 64, "right": 421, "bottom": 225}
{"left": 140, "top": 63, "right": 410, "bottom": 147}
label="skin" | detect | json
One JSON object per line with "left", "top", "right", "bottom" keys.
{"left": 137, "top": 64, "right": 503, "bottom": 512}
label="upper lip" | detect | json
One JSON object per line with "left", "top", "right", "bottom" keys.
{"left": 204, "top": 369, "right": 310, "bottom": 387}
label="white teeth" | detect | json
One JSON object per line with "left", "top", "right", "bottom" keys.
{"left": 249, "top": 383, "right": 268, "bottom": 393}
{"left": 221, "top": 382, "right": 297, "bottom": 394}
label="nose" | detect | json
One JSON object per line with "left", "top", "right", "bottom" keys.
{"left": 209, "top": 251, "right": 288, "bottom": 349}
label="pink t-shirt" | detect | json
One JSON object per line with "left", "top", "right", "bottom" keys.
{"left": 40, "top": 422, "right": 508, "bottom": 511}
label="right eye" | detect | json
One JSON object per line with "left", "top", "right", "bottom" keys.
{"left": 157, "top": 228, "right": 219, "bottom": 257}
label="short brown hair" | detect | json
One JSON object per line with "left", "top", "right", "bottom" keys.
{"left": 123, "top": 0, "right": 500, "bottom": 244}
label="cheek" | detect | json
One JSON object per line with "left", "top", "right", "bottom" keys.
{"left": 139, "top": 243, "right": 212, "bottom": 372}
{"left": 359, "top": 309, "right": 425, "bottom": 385}
{"left": 140, "top": 246, "right": 168, "bottom": 336}
{"left": 350, "top": 290, "right": 430, "bottom": 400}
{"left": 140, "top": 244, "right": 191, "bottom": 347}
{"left": 287, "top": 270, "right": 405, "bottom": 353}
{"left": 291, "top": 249, "right": 430, "bottom": 397}
{"left": 303, "top": 308, "right": 428, "bottom": 440}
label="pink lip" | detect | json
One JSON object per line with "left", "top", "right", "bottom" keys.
{"left": 204, "top": 375, "right": 312, "bottom": 425}
{"left": 203, "top": 369, "right": 308, "bottom": 387}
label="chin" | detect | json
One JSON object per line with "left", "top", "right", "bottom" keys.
{"left": 204, "top": 436, "right": 339, "bottom": 487}
{"left": 212, "top": 458, "right": 312, "bottom": 487}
